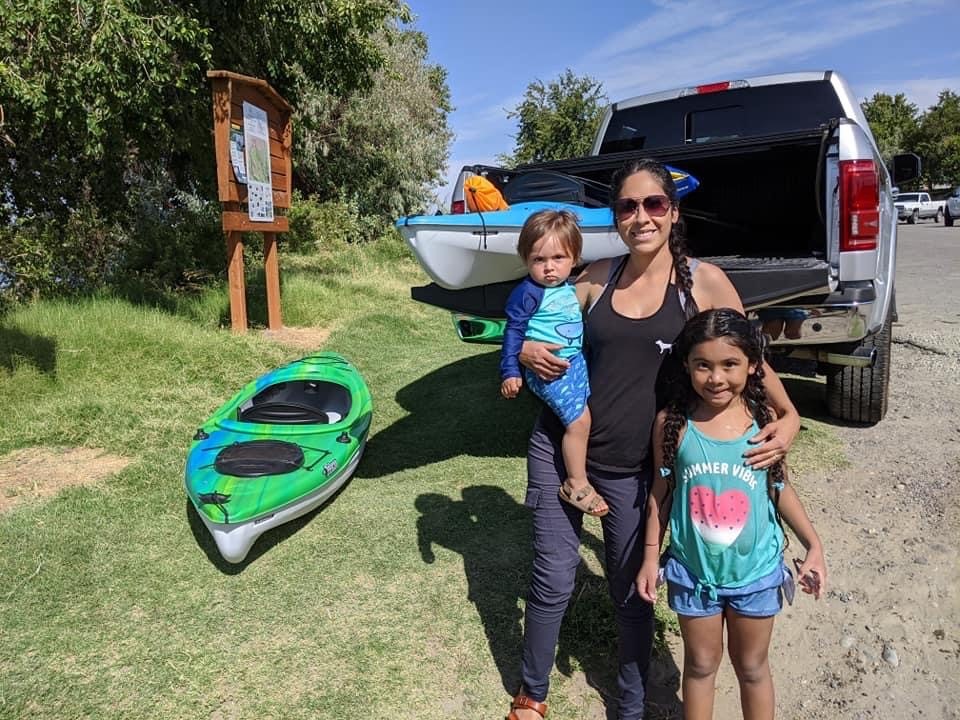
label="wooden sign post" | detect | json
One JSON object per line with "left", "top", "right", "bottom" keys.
{"left": 208, "top": 70, "right": 293, "bottom": 333}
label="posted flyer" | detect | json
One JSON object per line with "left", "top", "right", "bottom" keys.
{"left": 242, "top": 101, "right": 274, "bottom": 222}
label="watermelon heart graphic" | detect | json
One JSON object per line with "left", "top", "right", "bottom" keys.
{"left": 690, "top": 486, "right": 750, "bottom": 549}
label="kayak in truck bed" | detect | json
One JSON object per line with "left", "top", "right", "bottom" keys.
{"left": 184, "top": 352, "right": 372, "bottom": 563}
{"left": 396, "top": 167, "right": 699, "bottom": 291}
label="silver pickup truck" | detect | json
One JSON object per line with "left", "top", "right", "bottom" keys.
{"left": 414, "top": 71, "right": 920, "bottom": 423}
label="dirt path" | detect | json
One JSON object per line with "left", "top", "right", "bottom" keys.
{"left": 662, "top": 223, "right": 960, "bottom": 720}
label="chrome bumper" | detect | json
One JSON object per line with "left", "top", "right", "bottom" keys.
{"left": 748, "top": 303, "right": 875, "bottom": 368}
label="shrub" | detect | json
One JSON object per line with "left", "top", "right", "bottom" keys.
{"left": 0, "top": 206, "right": 127, "bottom": 302}
{"left": 119, "top": 170, "right": 224, "bottom": 289}
{"left": 286, "top": 193, "right": 383, "bottom": 251}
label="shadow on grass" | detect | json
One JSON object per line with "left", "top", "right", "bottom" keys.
{"left": 184, "top": 476, "right": 353, "bottom": 574}
{"left": 415, "top": 485, "right": 682, "bottom": 719}
{"left": 358, "top": 351, "right": 538, "bottom": 478}
{"left": 361, "top": 352, "right": 866, "bottom": 482}
{"left": 0, "top": 326, "right": 57, "bottom": 375}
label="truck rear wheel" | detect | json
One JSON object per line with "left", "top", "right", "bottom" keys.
{"left": 946, "top": 207, "right": 955, "bottom": 227}
{"left": 825, "top": 311, "right": 892, "bottom": 424}
{"left": 935, "top": 207, "right": 943, "bottom": 223}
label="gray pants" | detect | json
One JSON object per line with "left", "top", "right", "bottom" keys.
{"left": 520, "top": 416, "right": 654, "bottom": 720}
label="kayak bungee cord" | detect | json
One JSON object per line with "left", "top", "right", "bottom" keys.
{"left": 468, "top": 185, "right": 489, "bottom": 249}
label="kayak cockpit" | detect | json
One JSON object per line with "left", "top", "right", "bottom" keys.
{"left": 238, "top": 380, "right": 351, "bottom": 425}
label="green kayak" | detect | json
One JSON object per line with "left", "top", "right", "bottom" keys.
{"left": 185, "top": 352, "right": 372, "bottom": 563}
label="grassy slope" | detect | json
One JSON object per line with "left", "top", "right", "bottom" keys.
{"left": 0, "top": 239, "right": 846, "bottom": 719}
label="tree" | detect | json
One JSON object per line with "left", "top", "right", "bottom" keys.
{"left": 0, "top": 0, "right": 413, "bottom": 224}
{"left": 915, "top": 90, "right": 960, "bottom": 186}
{"left": 861, "top": 92, "right": 920, "bottom": 166}
{"left": 0, "top": 1, "right": 454, "bottom": 298}
{"left": 0, "top": 1, "right": 212, "bottom": 221}
{"left": 499, "top": 69, "right": 607, "bottom": 167}
{"left": 293, "top": 27, "right": 453, "bottom": 219}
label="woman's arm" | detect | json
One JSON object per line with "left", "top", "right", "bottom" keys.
{"left": 748, "top": 365, "right": 801, "bottom": 468}
{"left": 690, "top": 261, "right": 801, "bottom": 468}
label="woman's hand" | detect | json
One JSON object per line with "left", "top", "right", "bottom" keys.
{"left": 635, "top": 559, "right": 661, "bottom": 604}
{"left": 519, "top": 340, "right": 568, "bottom": 381}
{"left": 744, "top": 411, "right": 800, "bottom": 469}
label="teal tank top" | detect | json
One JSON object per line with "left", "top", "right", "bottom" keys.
{"left": 667, "top": 419, "right": 785, "bottom": 595}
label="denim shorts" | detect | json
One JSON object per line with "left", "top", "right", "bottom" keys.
{"left": 664, "top": 557, "right": 788, "bottom": 618}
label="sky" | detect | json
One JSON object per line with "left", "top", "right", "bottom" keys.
{"left": 404, "top": 0, "right": 960, "bottom": 205}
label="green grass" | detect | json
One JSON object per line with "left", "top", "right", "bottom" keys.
{"left": 0, "top": 241, "right": 847, "bottom": 719}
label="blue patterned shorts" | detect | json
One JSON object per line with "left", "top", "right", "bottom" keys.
{"left": 523, "top": 352, "right": 590, "bottom": 426}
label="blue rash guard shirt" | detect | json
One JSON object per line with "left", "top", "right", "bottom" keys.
{"left": 500, "top": 277, "right": 589, "bottom": 426}
{"left": 500, "top": 277, "right": 583, "bottom": 379}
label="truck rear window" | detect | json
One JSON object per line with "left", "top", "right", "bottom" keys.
{"left": 598, "top": 80, "right": 845, "bottom": 154}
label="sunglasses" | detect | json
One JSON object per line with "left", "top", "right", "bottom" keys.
{"left": 613, "top": 195, "right": 672, "bottom": 219}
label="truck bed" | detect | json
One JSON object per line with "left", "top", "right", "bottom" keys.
{"left": 438, "top": 128, "right": 834, "bottom": 314}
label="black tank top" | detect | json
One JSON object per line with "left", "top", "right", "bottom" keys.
{"left": 583, "top": 256, "right": 688, "bottom": 473}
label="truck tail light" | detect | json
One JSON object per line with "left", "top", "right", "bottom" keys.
{"left": 839, "top": 159, "right": 879, "bottom": 252}
{"left": 451, "top": 199, "right": 465, "bottom": 214}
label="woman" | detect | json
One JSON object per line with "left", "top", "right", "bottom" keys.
{"left": 507, "top": 159, "right": 800, "bottom": 720}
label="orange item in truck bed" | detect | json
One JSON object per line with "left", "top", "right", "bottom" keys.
{"left": 464, "top": 176, "right": 509, "bottom": 211}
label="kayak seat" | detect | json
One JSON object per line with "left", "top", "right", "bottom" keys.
{"left": 239, "top": 380, "right": 352, "bottom": 425}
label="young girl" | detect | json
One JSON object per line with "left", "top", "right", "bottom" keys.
{"left": 636, "top": 308, "right": 826, "bottom": 720}
{"left": 500, "top": 209, "right": 607, "bottom": 516}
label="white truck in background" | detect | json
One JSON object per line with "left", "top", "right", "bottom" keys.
{"left": 894, "top": 191, "right": 943, "bottom": 224}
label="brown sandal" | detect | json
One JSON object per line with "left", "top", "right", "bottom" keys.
{"left": 508, "top": 692, "right": 548, "bottom": 720}
{"left": 558, "top": 480, "right": 609, "bottom": 517}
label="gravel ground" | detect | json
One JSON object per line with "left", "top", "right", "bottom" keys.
{"left": 657, "top": 223, "right": 960, "bottom": 719}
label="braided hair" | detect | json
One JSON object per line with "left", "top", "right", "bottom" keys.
{"left": 609, "top": 158, "right": 698, "bottom": 319}
{"left": 660, "top": 309, "right": 787, "bottom": 535}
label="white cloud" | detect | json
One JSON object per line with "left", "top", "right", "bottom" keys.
{"left": 581, "top": 0, "right": 755, "bottom": 65}
{"left": 585, "top": 0, "right": 946, "bottom": 100}
{"left": 442, "top": 0, "right": 954, "bottom": 170}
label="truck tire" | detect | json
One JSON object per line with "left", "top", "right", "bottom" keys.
{"left": 935, "top": 207, "right": 943, "bottom": 224}
{"left": 946, "top": 207, "right": 955, "bottom": 227}
{"left": 907, "top": 209, "right": 918, "bottom": 224}
{"left": 826, "top": 311, "right": 892, "bottom": 424}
